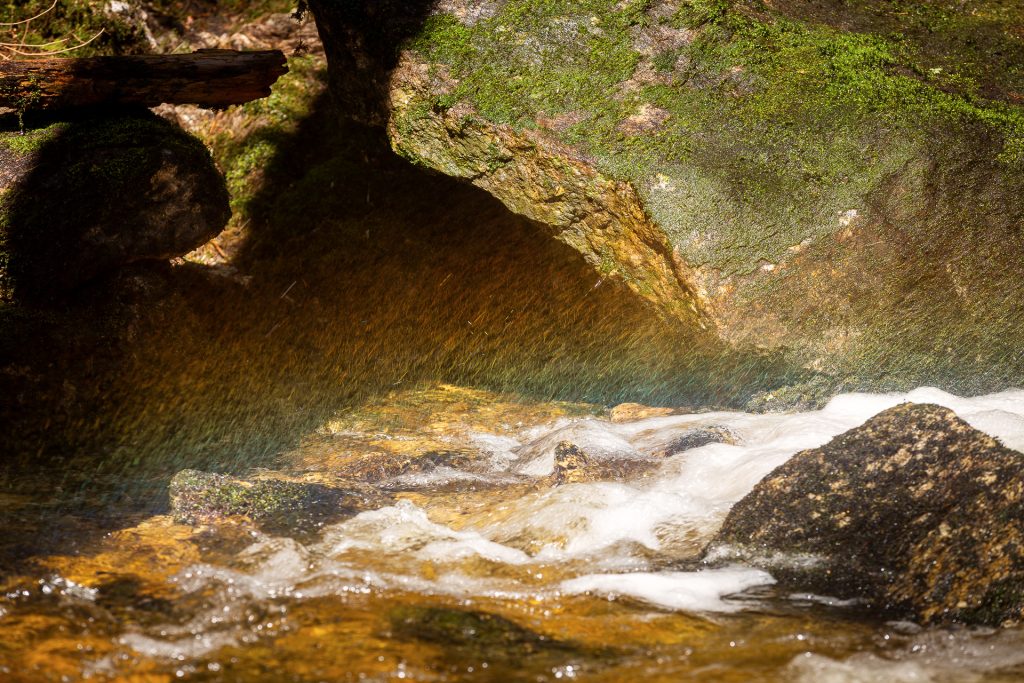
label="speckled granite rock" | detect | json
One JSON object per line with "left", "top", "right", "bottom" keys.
{"left": 706, "top": 402, "right": 1024, "bottom": 626}
{"left": 544, "top": 440, "right": 661, "bottom": 487}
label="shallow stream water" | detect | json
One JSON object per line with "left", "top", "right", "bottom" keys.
{"left": 4, "top": 386, "right": 1024, "bottom": 682}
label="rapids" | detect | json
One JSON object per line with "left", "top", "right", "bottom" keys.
{"left": 4, "top": 386, "right": 1024, "bottom": 681}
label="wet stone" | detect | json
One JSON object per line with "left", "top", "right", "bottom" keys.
{"left": 706, "top": 403, "right": 1024, "bottom": 626}
{"left": 387, "top": 605, "right": 579, "bottom": 661}
{"left": 332, "top": 449, "right": 475, "bottom": 483}
{"left": 168, "top": 469, "right": 388, "bottom": 529}
{"left": 545, "top": 441, "right": 661, "bottom": 487}
{"left": 660, "top": 426, "right": 736, "bottom": 456}
{"left": 549, "top": 441, "right": 592, "bottom": 486}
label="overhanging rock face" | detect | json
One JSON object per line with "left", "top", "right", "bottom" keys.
{"left": 388, "top": 56, "right": 709, "bottom": 332}
{"left": 309, "top": 0, "right": 1024, "bottom": 389}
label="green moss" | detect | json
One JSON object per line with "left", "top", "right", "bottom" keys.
{"left": 406, "top": 0, "right": 1024, "bottom": 275}
{"left": 0, "top": 0, "right": 151, "bottom": 56}
{"left": 208, "top": 55, "right": 327, "bottom": 223}
{"left": 0, "top": 0, "right": 299, "bottom": 57}
{"left": 149, "top": 0, "right": 296, "bottom": 22}
{"left": 413, "top": 3, "right": 641, "bottom": 127}
{"left": 168, "top": 469, "right": 362, "bottom": 526}
{"left": 651, "top": 48, "right": 680, "bottom": 73}
{"left": 0, "top": 123, "right": 65, "bottom": 155}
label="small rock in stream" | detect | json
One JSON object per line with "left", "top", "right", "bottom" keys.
{"left": 543, "top": 440, "right": 663, "bottom": 487}
{"left": 388, "top": 605, "right": 586, "bottom": 662}
{"left": 549, "top": 441, "right": 592, "bottom": 486}
{"left": 659, "top": 426, "right": 736, "bottom": 455}
{"left": 705, "top": 403, "right": 1024, "bottom": 626}
{"left": 168, "top": 469, "right": 388, "bottom": 528}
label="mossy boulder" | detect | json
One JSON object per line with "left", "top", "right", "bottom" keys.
{"left": 706, "top": 403, "right": 1024, "bottom": 626}
{"left": 0, "top": 111, "right": 229, "bottom": 302}
{"left": 307, "top": 0, "right": 1024, "bottom": 391}
{"left": 168, "top": 469, "right": 387, "bottom": 527}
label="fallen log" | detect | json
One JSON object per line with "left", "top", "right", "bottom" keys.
{"left": 0, "top": 49, "right": 288, "bottom": 112}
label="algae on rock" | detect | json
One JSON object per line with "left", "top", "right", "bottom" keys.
{"left": 0, "top": 111, "right": 229, "bottom": 302}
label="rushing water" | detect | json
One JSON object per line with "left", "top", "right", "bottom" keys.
{"left": 4, "top": 386, "right": 1024, "bottom": 681}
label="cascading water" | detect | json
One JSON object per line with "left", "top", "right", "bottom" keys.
{"left": 6, "top": 386, "right": 1024, "bottom": 681}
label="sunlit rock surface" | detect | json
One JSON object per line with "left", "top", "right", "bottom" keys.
{"left": 308, "top": 0, "right": 1024, "bottom": 389}
{"left": 709, "top": 402, "right": 1024, "bottom": 626}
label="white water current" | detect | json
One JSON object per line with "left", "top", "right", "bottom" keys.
{"left": 118, "top": 387, "right": 1024, "bottom": 680}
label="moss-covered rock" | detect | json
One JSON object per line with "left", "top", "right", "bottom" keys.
{"left": 0, "top": 111, "right": 229, "bottom": 302}
{"left": 168, "top": 469, "right": 387, "bottom": 527}
{"left": 706, "top": 403, "right": 1024, "bottom": 626}
{"left": 308, "top": 0, "right": 1024, "bottom": 391}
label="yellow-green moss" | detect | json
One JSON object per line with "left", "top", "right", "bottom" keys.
{"left": 408, "top": 0, "right": 1024, "bottom": 274}
{"left": 0, "top": 0, "right": 298, "bottom": 56}
{"left": 208, "top": 55, "right": 327, "bottom": 222}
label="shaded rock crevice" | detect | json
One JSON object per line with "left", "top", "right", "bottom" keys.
{"left": 387, "top": 53, "right": 711, "bottom": 330}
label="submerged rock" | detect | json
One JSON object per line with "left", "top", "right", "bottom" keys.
{"left": 168, "top": 469, "right": 387, "bottom": 528}
{"left": 609, "top": 403, "right": 675, "bottom": 422}
{"left": 659, "top": 426, "right": 736, "bottom": 456}
{"left": 331, "top": 448, "right": 475, "bottom": 483}
{"left": 706, "top": 403, "right": 1024, "bottom": 626}
{"left": 388, "top": 605, "right": 580, "bottom": 661}
{"left": 0, "top": 111, "right": 229, "bottom": 302}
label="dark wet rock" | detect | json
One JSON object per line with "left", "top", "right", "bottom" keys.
{"left": 706, "top": 403, "right": 1024, "bottom": 626}
{"left": 544, "top": 440, "right": 660, "bottom": 487}
{"left": 549, "top": 441, "right": 592, "bottom": 486}
{"left": 660, "top": 426, "right": 736, "bottom": 456}
{"left": 0, "top": 111, "right": 229, "bottom": 302}
{"left": 168, "top": 469, "right": 386, "bottom": 528}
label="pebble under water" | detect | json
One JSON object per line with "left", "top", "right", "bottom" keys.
{"left": 4, "top": 386, "right": 1024, "bottom": 682}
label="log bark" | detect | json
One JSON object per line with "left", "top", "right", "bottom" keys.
{"left": 0, "top": 49, "right": 288, "bottom": 111}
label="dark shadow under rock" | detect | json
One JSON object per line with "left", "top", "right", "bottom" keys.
{"left": 706, "top": 402, "right": 1024, "bottom": 626}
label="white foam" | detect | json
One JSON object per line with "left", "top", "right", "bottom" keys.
{"left": 318, "top": 500, "right": 532, "bottom": 565}
{"left": 120, "top": 387, "right": 1024, "bottom": 669}
{"left": 514, "top": 418, "right": 641, "bottom": 476}
{"left": 487, "top": 387, "right": 1024, "bottom": 566}
{"left": 561, "top": 567, "right": 775, "bottom": 612}
{"left": 789, "top": 626, "right": 1024, "bottom": 683}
